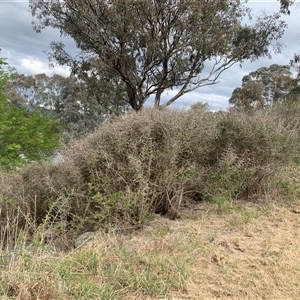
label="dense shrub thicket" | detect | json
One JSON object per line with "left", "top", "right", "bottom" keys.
{"left": 0, "top": 106, "right": 298, "bottom": 249}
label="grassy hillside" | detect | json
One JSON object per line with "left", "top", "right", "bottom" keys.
{"left": 1, "top": 104, "right": 300, "bottom": 299}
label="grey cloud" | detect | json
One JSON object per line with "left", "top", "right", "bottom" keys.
{"left": 0, "top": 2, "right": 76, "bottom": 66}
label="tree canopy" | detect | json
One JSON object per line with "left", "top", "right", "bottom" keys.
{"left": 29, "top": 0, "right": 291, "bottom": 111}
{"left": 278, "top": 0, "right": 295, "bottom": 14}
{"left": 5, "top": 72, "right": 127, "bottom": 140}
{"left": 229, "top": 64, "right": 298, "bottom": 110}
{"left": 0, "top": 51, "right": 61, "bottom": 169}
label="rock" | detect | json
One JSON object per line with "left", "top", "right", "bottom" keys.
{"left": 74, "top": 232, "right": 96, "bottom": 249}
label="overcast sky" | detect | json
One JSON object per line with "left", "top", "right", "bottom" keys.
{"left": 0, "top": 1, "right": 299, "bottom": 111}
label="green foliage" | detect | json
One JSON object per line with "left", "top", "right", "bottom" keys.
{"left": 0, "top": 51, "right": 15, "bottom": 97}
{"left": 0, "top": 100, "right": 61, "bottom": 168}
{"left": 0, "top": 51, "right": 61, "bottom": 169}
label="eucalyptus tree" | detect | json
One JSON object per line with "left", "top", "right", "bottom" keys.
{"left": 29, "top": 0, "right": 292, "bottom": 111}
{"left": 6, "top": 72, "right": 127, "bottom": 139}
{"left": 229, "top": 64, "right": 297, "bottom": 110}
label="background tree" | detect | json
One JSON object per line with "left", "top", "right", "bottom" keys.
{"left": 229, "top": 64, "right": 297, "bottom": 110}
{"left": 29, "top": 0, "right": 290, "bottom": 111}
{"left": 285, "top": 73, "right": 300, "bottom": 102}
{"left": 0, "top": 51, "right": 61, "bottom": 169}
{"left": 5, "top": 72, "right": 127, "bottom": 139}
{"left": 0, "top": 50, "right": 14, "bottom": 94}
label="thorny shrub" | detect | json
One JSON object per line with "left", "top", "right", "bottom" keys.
{"left": 0, "top": 106, "right": 297, "bottom": 250}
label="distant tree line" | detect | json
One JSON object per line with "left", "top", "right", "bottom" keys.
{"left": 5, "top": 72, "right": 128, "bottom": 140}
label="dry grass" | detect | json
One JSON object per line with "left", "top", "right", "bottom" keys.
{"left": 1, "top": 199, "right": 300, "bottom": 299}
